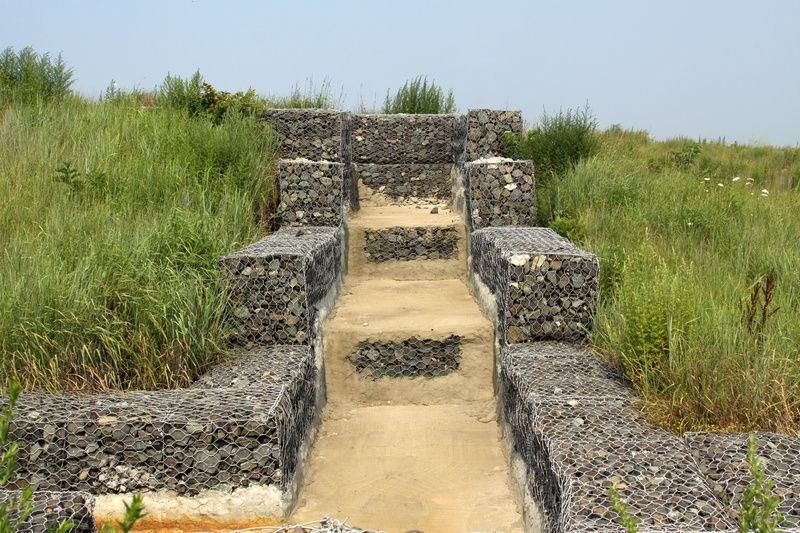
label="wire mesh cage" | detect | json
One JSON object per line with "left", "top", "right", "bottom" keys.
{"left": 465, "top": 109, "right": 523, "bottom": 161}
{"left": 0, "top": 490, "right": 96, "bottom": 533}
{"left": 463, "top": 159, "right": 535, "bottom": 229}
{"left": 472, "top": 227, "right": 599, "bottom": 343}
{"left": 684, "top": 431, "right": 800, "bottom": 530}
{"left": 348, "top": 336, "right": 462, "bottom": 379}
{"left": 218, "top": 226, "right": 342, "bottom": 348}
{"left": 363, "top": 226, "right": 459, "bottom": 262}
{"left": 278, "top": 160, "right": 346, "bottom": 227}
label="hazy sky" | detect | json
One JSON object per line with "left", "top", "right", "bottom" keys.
{"left": 3, "top": 0, "right": 799, "bottom": 146}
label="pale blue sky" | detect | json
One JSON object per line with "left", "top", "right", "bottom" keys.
{"left": 3, "top": 0, "right": 798, "bottom": 145}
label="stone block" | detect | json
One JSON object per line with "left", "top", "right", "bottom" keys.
{"left": 278, "top": 160, "right": 344, "bottom": 227}
{"left": 263, "top": 109, "right": 350, "bottom": 162}
{"left": 466, "top": 109, "right": 522, "bottom": 161}
{"left": 352, "top": 114, "right": 456, "bottom": 164}
{"left": 464, "top": 158, "right": 535, "bottom": 230}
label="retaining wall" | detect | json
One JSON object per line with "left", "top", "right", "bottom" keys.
{"left": 464, "top": 159, "right": 536, "bottom": 230}
{"left": 351, "top": 114, "right": 456, "bottom": 164}
{"left": 218, "top": 226, "right": 342, "bottom": 348}
{"left": 277, "top": 161, "right": 345, "bottom": 227}
{"left": 465, "top": 109, "right": 523, "bottom": 161}
{"left": 0, "top": 490, "right": 95, "bottom": 533}
{"left": 471, "top": 227, "right": 599, "bottom": 344}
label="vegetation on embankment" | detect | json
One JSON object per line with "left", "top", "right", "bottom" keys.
{"left": 507, "top": 112, "right": 800, "bottom": 433}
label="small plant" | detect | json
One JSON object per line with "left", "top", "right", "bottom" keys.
{"left": 201, "top": 83, "right": 265, "bottom": 123}
{"left": 0, "top": 381, "right": 34, "bottom": 533}
{"left": 99, "top": 495, "right": 146, "bottom": 533}
{"left": 670, "top": 141, "right": 701, "bottom": 169}
{"left": 609, "top": 485, "right": 640, "bottom": 533}
{"left": 53, "top": 162, "right": 109, "bottom": 200}
{"left": 738, "top": 434, "right": 783, "bottom": 532}
{"left": 739, "top": 273, "right": 779, "bottom": 339}
{"left": 383, "top": 76, "right": 455, "bottom": 114}
{"left": 0, "top": 46, "right": 74, "bottom": 106}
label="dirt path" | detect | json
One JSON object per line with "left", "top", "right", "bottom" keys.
{"left": 290, "top": 202, "right": 523, "bottom": 532}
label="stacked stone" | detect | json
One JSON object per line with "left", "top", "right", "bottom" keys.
{"left": 472, "top": 227, "right": 599, "bottom": 343}
{"left": 278, "top": 161, "right": 344, "bottom": 227}
{"left": 465, "top": 109, "right": 523, "bottom": 160}
{"left": 0, "top": 490, "right": 96, "bottom": 532}
{"left": 352, "top": 114, "right": 455, "bottom": 164}
{"left": 263, "top": 109, "right": 350, "bottom": 162}
{"left": 500, "top": 343, "right": 734, "bottom": 532}
{"left": 352, "top": 163, "right": 452, "bottom": 202}
{"left": 8, "top": 346, "right": 317, "bottom": 497}
{"left": 685, "top": 432, "right": 800, "bottom": 529}
{"left": 349, "top": 336, "right": 462, "bottom": 379}
{"left": 464, "top": 159, "right": 535, "bottom": 230}
{"left": 217, "top": 227, "right": 341, "bottom": 347}
{"left": 363, "top": 226, "right": 458, "bottom": 262}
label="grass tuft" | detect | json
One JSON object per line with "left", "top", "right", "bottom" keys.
{"left": 382, "top": 76, "right": 455, "bottom": 114}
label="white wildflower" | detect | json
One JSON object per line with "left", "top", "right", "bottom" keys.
{"left": 718, "top": 183, "right": 724, "bottom": 187}
{"left": 761, "top": 188, "right": 769, "bottom": 194}
{"left": 703, "top": 177, "right": 711, "bottom": 181}
{"left": 732, "top": 176, "right": 741, "bottom": 182}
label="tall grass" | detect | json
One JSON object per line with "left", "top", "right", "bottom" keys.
{"left": 0, "top": 46, "right": 74, "bottom": 106}
{"left": 382, "top": 76, "right": 455, "bottom": 114}
{"left": 553, "top": 129, "right": 800, "bottom": 432}
{"left": 0, "top": 96, "right": 277, "bottom": 391}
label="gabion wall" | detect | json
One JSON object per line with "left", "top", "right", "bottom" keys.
{"left": 464, "top": 159, "right": 535, "bottom": 230}
{"left": 352, "top": 114, "right": 456, "bottom": 164}
{"left": 500, "top": 342, "right": 734, "bottom": 533}
{"left": 278, "top": 161, "right": 345, "bottom": 227}
{"left": 352, "top": 163, "right": 452, "bottom": 202}
{"left": 364, "top": 226, "right": 459, "bottom": 262}
{"left": 466, "top": 109, "right": 523, "bottom": 161}
{"left": 472, "top": 227, "right": 599, "bottom": 343}
{"left": 685, "top": 432, "right": 800, "bottom": 529}
{"left": 218, "top": 227, "right": 341, "bottom": 347}
{"left": 9, "top": 345, "right": 316, "bottom": 497}
{"left": 348, "top": 336, "right": 462, "bottom": 379}
{"left": 0, "top": 490, "right": 96, "bottom": 533}
{"left": 263, "top": 109, "right": 351, "bottom": 163}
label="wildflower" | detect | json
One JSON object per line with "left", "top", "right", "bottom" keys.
{"left": 761, "top": 188, "right": 769, "bottom": 194}
{"left": 704, "top": 177, "right": 711, "bottom": 182}
{"left": 718, "top": 183, "right": 724, "bottom": 187}
{"left": 687, "top": 222, "right": 694, "bottom": 226}
{"left": 732, "top": 176, "right": 741, "bottom": 182}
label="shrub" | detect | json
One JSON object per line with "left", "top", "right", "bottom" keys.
{"left": 0, "top": 46, "right": 73, "bottom": 106}
{"left": 383, "top": 76, "right": 455, "bottom": 114}
{"left": 739, "top": 434, "right": 784, "bottom": 532}
{"left": 503, "top": 104, "right": 598, "bottom": 181}
{"left": 156, "top": 70, "right": 205, "bottom": 116}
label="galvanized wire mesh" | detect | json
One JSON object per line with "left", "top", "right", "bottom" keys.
{"left": 0, "top": 490, "right": 96, "bottom": 532}
{"left": 472, "top": 227, "right": 599, "bottom": 343}
{"left": 465, "top": 109, "right": 522, "bottom": 161}
{"left": 219, "top": 227, "right": 342, "bottom": 348}
{"left": 348, "top": 336, "right": 462, "bottom": 379}
{"left": 464, "top": 159, "right": 536, "bottom": 229}
{"left": 352, "top": 114, "right": 456, "bottom": 164}
{"left": 685, "top": 432, "right": 800, "bottom": 529}
{"left": 500, "top": 342, "right": 733, "bottom": 532}
{"left": 263, "top": 109, "right": 350, "bottom": 163}
{"left": 8, "top": 346, "right": 316, "bottom": 496}
{"left": 363, "top": 226, "right": 459, "bottom": 262}
{"left": 353, "top": 163, "right": 453, "bottom": 202}
{"left": 278, "top": 161, "right": 345, "bottom": 227}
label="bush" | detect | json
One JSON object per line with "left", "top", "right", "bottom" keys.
{"left": 383, "top": 76, "right": 455, "bottom": 114}
{"left": 156, "top": 70, "right": 205, "bottom": 116}
{"left": 0, "top": 46, "right": 73, "bottom": 106}
{"left": 503, "top": 104, "right": 598, "bottom": 180}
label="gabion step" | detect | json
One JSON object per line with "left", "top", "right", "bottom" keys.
{"left": 348, "top": 336, "right": 462, "bottom": 379}
{"left": 364, "top": 226, "right": 459, "bottom": 262}
{"left": 353, "top": 162, "right": 453, "bottom": 203}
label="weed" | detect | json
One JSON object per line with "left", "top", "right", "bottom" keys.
{"left": 383, "top": 76, "right": 455, "bottom": 114}
{"left": 156, "top": 70, "right": 205, "bottom": 116}
{"left": 738, "top": 435, "right": 784, "bottom": 532}
{"left": 609, "top": 486, "right": 640, "bottom": 533}
{"left": 99, "top": 495, "right": 146, "bottom": 533}
{"left": 670, "top": 141, "right": 701, "bottom": 169}
{"left": 739, "top": 273, "right": 780, "bottom": 339}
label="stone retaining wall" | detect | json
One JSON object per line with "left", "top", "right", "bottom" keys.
{"left": 348, "top": 336, "right": 462, "bottom": 379}
{"left": 471, "top": 227, "right": 599, "bottom": 343}
{"left": 464, "top": 159, "right": 535, "bottom": 230}
{"left": 351, "top": 114, "right": 456, "bottom": 164}
{"left": 353, "top": 163, "right": 452, "bottom": 202}
{"left": 278, "top": 160, "right": 345, "bottom": 227}
{"left": 263, "top": 109, "right": 351, "bottom": 163}
{"left": 500, "top": 343, "right": 735, "bottom": 532}
{"left": 218, "top": 227, "right": 341, "bottom": 347}
{"left": 465, "top": 109, "right": 522, "bottom": 161}
{"left": 364, "top": 226, "right": 459, "bottom": 262}
{"left": 9, "top": 346, "right": 316, "bottom": 498}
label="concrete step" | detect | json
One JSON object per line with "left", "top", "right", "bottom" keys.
{"left": 347, "top": 205, "right": 467, "bottom": 281}
{"left": 323, "top": 278, "right": 494, "bottom": 406}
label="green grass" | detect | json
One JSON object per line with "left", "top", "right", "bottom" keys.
{"left": 0, "top": 95, "right": 277, "bottom": 392}
{"left": 551, "top": 128, "right": 800, "bottom": 432}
